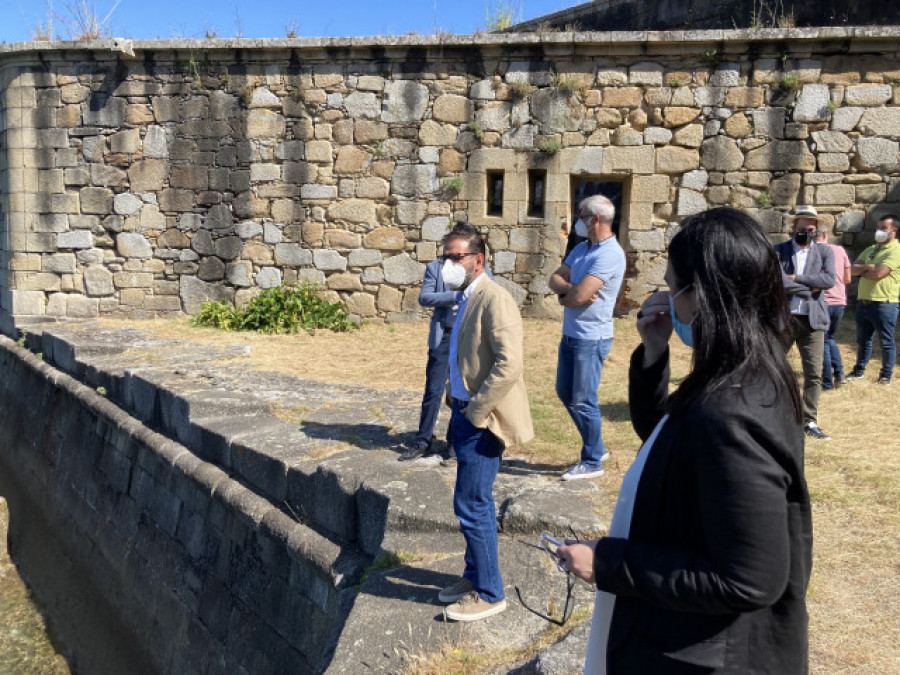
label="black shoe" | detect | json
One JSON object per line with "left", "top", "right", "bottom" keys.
{"left": 440, "top": 444, "right": 456, "bottom": 466}
{"left": 398, "top": 439, "right": 430, "bottom": 461}
{"left": 834, "top": 375, "right": 847, "bottom": 388}
{"left": 804, "top": 423, "right": 831, "bottom": 441}
{"left": 845, "top": 367, "right": 865, "bottom": 381}
{"left": 877, "top": 376, "right": 892, "bottom": 385}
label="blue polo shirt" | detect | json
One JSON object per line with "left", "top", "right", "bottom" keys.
{"left": 562, "top": 236, "right": 626, "bottom": 340}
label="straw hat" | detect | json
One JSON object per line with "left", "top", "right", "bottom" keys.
{"left": 789, "top": 205, "right": 820, "bottom": 221}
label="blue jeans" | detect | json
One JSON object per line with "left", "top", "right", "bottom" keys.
{"left": 555, "top": 336, "right": 613, "bottom": 468}
{"left": 415, "top": 329, "right": 451, "bottom": 445}
{"left": 450, "top": 400, "right": 503, "bottom": 603}
{"left": 854, "top": 301, "right": 899, "bottom": 380}
{"left": 822, "top": 304, "right": 845, "bottom": 388}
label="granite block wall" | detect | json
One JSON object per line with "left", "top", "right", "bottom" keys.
{"left": 0, "top": 336, "right": 360, "bottom": 673}
{"left": 1, "top": 28, "right": 898, "bottom": 326}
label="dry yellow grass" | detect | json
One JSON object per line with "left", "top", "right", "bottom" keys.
{"left": 97, "top": 316, "right": 898, "bottom": 674}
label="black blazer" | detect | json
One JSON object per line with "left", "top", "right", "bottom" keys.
{"left": 592, "top": 346, "right": 812, "bottom": 674}
{"left": 774, "top": 240, "right": 836, "bottom": 332}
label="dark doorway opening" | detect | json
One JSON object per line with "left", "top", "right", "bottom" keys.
{"left": 565, "top": 179, "right": 625, "bottom": 257}
{"left": 487, "top": 171, "right": 504, "bottom": 217}
{"left": 528, "top": 169, "right": 546, "bottom": 218}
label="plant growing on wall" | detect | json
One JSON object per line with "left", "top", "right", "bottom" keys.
{"left": 509, "top": 81, "right": 535, "bottom": 100}
{"left": 364, "top": 140, "right": 386, "bottom": 157}
{"left": 30, "top": 0, "right": 123, "bottom": 41}
{"left": 538, "top": 138, "right": 562, "bottom": 155}
{"left": 701, "top": 49, "right": 721, "bottom": 67}
{"left": 484, "top": 0, "right": 521, "bottom": 31}
{"left": 551, "top": 73, "right": 584, "bottom": 98}
{"left": 465, "top": 121, "right": 485, "bottom": 143}
{"left": 779, "top": 74, "right": 801, "bottom": 90}
{"left": 749, "top": 0, "right": 795, "bottom": 29}
{"left": 442, "top": 174, "right": 465, "bottom": 195}
{"left": 191, "top": 284, "right": 358, "bottom": 334}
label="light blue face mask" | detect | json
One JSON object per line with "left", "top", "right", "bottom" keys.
{"left": 668, "top": 285, "right": 697, "bottom": 348}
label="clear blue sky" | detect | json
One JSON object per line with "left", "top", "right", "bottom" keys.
{"left": 1, "top": 1, "right": 578, "bottom": 43}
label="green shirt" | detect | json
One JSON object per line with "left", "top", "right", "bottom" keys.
{"left": 856, "top": 239, "right": 900, "bottom": 302}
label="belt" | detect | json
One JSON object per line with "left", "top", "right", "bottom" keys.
{"left": 859, "top": 300, "right": 897, "bottom": 305}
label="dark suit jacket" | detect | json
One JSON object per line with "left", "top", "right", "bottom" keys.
{"left": 418, "top": 258, "right": 458, "bottom": 350}
{"left": 774, "top": 240, "right": 836, "bottom": 331}
{"left": 592, "top": 346, "right": 812, "bottom": 674}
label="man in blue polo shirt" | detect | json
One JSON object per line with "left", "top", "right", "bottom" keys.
{"left": 548, "top": 194, "right": 626, "bottom": 480}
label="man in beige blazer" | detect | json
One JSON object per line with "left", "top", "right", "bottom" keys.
{"left": 436, "top": 222, "right": 534, "bottom": 623}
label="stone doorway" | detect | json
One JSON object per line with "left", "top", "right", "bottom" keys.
{"left": 565, "top": 178, "right": 626, "bottom": 256}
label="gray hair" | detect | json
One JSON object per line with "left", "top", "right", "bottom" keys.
{"left": 580, "top": 194, "right": 615, "bottom": 224}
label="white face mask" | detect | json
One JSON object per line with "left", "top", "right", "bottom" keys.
{"left": 441, "top": 259, "right": 467, "bottom": 290}
{"left": 574, "top": 218, "right": 588, "bottom": 238}
{"left": 874, "top": 229, "right": 890, "bottom": 243}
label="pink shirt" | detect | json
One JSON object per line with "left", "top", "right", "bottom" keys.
{"left": 824, "top": 243, "right": 851, "bottom": 306}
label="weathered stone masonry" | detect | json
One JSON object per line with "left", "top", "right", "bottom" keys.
{"left": 1, "top": 28, "right": 899, "bottom": 328}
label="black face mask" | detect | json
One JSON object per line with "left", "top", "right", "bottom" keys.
{"left": 794, "top": 230, "right": 812, "bottom": 246}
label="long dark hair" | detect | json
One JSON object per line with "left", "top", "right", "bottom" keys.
{"left": 667, "top": 207, "right": 802, "bottom": 421}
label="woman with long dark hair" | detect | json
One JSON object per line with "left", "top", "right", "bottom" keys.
{"left": 558, "top": 207, "right": 812, "bottom": 673}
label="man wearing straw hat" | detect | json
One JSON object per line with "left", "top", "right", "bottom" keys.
{"left": 774, "top": 205, "right": 836, "bottom": 440}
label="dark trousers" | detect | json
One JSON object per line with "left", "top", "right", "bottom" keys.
{"left": 789, "top": 315, "right": 824, "bottom": 426}
{"left": 854, "top": 301, "right": 899, "bottom": 380}
{"left": 415, "top": 329, "right": 451, "bottom": 445}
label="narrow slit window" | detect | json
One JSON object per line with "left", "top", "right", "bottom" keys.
{"left": 528, "top": 170, "right": 546, "bottom": 218}
{"left": 487, "top": 171, "right": 504, "bottom": 217}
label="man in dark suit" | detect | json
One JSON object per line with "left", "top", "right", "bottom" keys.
{"left": 400, "top": 242, "right": 492, "bottom": 463}
{"left": 399, "top": 254, "right": 459, "bottom": 462}
{"left": 775, "top": 205, "right": 836, "bottom": 440}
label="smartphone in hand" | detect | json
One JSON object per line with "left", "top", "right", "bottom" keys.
{"left": 541, "top": 533, "right": 562, "bottom": 553}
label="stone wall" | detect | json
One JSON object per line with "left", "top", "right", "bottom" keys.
{"left": 0, "top": 336, "right": 362, "bottom": 673}
{"left": 1, "top": 28, "right": 899, "bottom": 325}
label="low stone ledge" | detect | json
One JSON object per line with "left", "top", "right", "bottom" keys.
{"left": 1, "top": 27, "right": 893, "bottom": 57}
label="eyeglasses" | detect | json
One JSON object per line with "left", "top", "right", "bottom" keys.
{"left": 514, "top": 528, "right": 582, "bottom": 626}
{"left": 439, "top": 253, "right": 475, "bottom": 264}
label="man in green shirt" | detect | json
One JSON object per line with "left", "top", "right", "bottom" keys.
{"left": 847, "top": 214, "right": 900, "bottom": 385}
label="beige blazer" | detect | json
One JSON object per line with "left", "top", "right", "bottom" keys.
{"left": 451, "top": 275, "right": 534, "bottom": 449}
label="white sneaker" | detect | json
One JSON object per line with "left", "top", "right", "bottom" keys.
{"left": 561, "top": 462, "right": 604, "bottom": 481}
{"left": 569, "top": 452, "right": 609, "bottom": 471}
